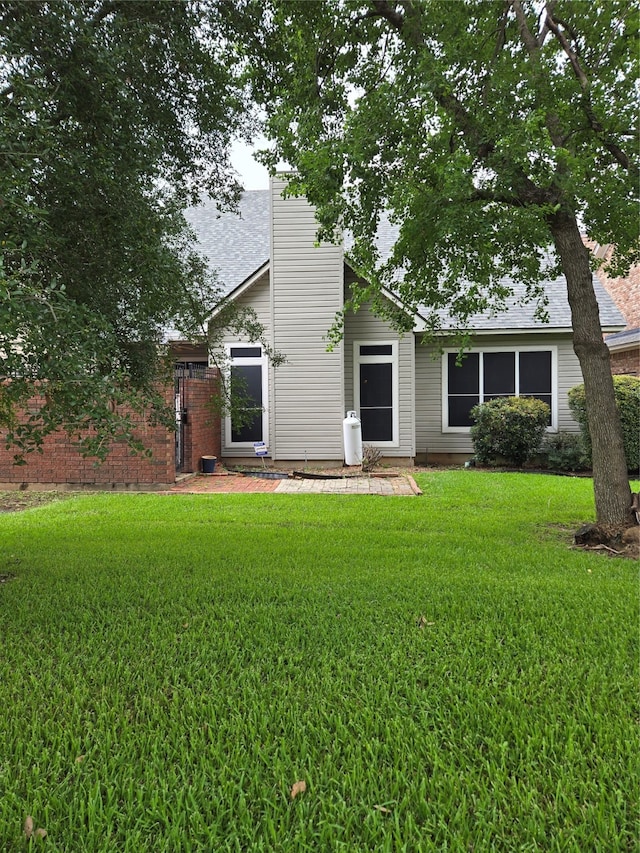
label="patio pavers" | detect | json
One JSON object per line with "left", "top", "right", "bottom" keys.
{"left": 170, "top": 472, "right": 421, "bottom": 496}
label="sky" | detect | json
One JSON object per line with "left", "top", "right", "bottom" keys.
{"left": 230, "top": 138, "right": 270, "bottom": 190}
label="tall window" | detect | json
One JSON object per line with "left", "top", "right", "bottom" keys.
{"left": 354, "top": 341, "right": 398, "bottom": 445}
{"left": 226, "top": 345, "right": 267, "bottom": 446}
{"left": 443, "top": 348, "right": 555, "bottom": 431}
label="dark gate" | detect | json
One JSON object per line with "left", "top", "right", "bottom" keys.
{"left": 174, "top": 362, "right": 210, "bottom": 473}
{"left": 174, "top": 370, "right": 186, "bottom": 473}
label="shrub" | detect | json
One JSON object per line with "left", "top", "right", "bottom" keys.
{"left": 361, "top": 443, "right": 383, "bottom": 472}
{"left": 542, "top": 431, "right": 590, "bottom": 472}
{"left": 568, "top": 375, "right": 640, "bottom": 473}
{"left": 470, "top": 396, "right": 551, "bottom": 467}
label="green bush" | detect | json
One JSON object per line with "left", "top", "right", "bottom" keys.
{"left": 542, "top": 431, "right": 590, "bottom": 472}
{"left": 568, "top": 375, "right": 640, "bottom": 473}
{"left": 470, "top": 396, "right": 551, "bottom": 467}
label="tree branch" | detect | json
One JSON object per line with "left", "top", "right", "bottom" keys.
{"left": 544, "top": 5, "right": 638, "bottom": 176}
{"left": 366, "top": 0, "right": 558, "bottom": 207}
{"left": 482, "top": 1, "right": 510, "bottom": 105}
{"left": 370, "top": 0, "right": 405, "bottom": 31}
{"left": 543, "top": 5, "right": 589, "bottom": 89}
{"left": 511, "top": 0, "right": 539, "bottom": 53}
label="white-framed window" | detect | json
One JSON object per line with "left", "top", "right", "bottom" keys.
{"left": 354, "top": 340, "right": 399, "bottom": 447}
{"left": 442, "top": 346, "right": 558, "bottom": 432}
{"left": 225, "top": 344, "right": 269, "bottom": 448}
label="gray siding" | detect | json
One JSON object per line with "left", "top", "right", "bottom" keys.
{"left": 219, "top": 271, "right": 272, "bottom": 459}
{"left": 270, "top": 177, "right": 345, "bottom": 460}
{"left": 414, "top": 333, "right": 583, "bottom": 458}
{"left": 344, "top": 279, "right": 415, "bottom": 458}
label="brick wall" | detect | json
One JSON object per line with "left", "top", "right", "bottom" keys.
{"left": 586, "top": 241, "right": 640, "bottom": 328}
{"left": 0, "top": 372, "right": 221, "bottom": 488}
{"left": 179, "top": 370, "right": 221, "bottom": 473}
{"left": 583, "top": 241, "right": 640, "bottom": 377}
{"left": 610, "top": 348, "right": 640, "bottom": 377}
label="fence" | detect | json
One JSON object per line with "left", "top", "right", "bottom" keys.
{"left": 0, "top": 369, "right": 220, "bottom": 489}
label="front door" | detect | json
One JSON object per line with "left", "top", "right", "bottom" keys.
{"left": 354, "top": 342, "right": 397, "bottom": 446}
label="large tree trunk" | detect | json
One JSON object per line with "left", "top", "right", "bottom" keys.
{"left": 548, "top": 208, "right": 632, "bottom": 526}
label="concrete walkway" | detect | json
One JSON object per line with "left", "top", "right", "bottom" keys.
{"left": 171, "top": 472, "right": 421, "bottom": 496}
{"left": 275, "top": 475, "right": 420, "bottom": 495}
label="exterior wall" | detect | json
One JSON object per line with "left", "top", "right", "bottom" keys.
{"left": 610, "top": 347, "right": 640, "bottom": 377}
{"left": 0, "top": 374, "right": 219, "bottom": 488}
{"left": 269, "top": 177, "right": 345, "bottom": 460}
{"left": 415, "top": 332, "right": 583, "bottom": 461}
{"left": 0, "top": 386, "right": 175, "bottom": 488}
{"left": 219, "top": 271, "right": 272, "bottom": 460}
{"left": 344, "top": 279, "right": 415, "bottom": 458}
{"left": 587, "top": 243, "right": 640, "bottom": 329}
{"left": 180, "top": 371, "right": 221, "bottom": 473}
{"left": 585, "top": 242, "right": 640, "bottom": 376}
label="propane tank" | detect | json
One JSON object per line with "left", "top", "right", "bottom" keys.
{"left": 343, "top": 410, "right": 363, "bottom": 466}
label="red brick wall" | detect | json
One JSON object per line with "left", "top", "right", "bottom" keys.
{"left": 0, "top": 372, "right": 221, "bottom": 487}
{"left": 180, "top": 370, "right": 221, "bottom": 473}
{"left": 586, "top": 241, "right": 640, "bottom": 328}
{"left": 610, "top": 348, "right": 640, "bottom": 377}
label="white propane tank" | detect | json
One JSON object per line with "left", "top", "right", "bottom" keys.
{"left": 343, "top": 410, "right": 363, "bottom": 466}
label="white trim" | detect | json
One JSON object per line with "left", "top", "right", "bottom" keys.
{"left": 353, "top": 339, "right": 399, "bottom": 447}
{"left": 441, "top": 345, "right": 558, "bottom": 433}
{"left": 224, "top": 344, "right": 269, "bottom": 449}
{"left": 208, "top": 262, "right": 270, "bottom": 321}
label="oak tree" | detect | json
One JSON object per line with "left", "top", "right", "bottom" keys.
{"left": 0, "top": 0, "right": 254, "bottom": 459}
{"left": 245, "top": 0, "right": 638, "bottom": 525}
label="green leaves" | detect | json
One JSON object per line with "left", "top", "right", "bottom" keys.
{"left": 0, "top": 0, "right": 254, "bottom": 456}
{"left": 248, "top": 0, "right": 638, "bottom": 309}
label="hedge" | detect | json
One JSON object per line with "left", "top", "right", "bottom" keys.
{"left": 470, "top": 396, "right": 551, "bottom": 467}
{"left": 568, "top": 375, "right": 640, "bottom": 473}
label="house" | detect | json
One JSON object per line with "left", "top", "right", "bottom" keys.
{"left": 584, "top": 240, "right": 640, "bottom": 377}
{"left": 185, "top": 177, "right": 625, "bottom": 466}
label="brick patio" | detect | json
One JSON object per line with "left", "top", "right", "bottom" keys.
{"left": 170, "top": 471, "right": 421, "bottom": 496}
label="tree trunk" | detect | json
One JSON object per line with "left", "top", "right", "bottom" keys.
{"left": 548, "top": 208, "right": 632, "bottom": 525}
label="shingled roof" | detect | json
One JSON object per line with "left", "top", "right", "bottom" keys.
{"left": 420, "top": 273, "right": 624, "bottom": 333}
{"left": 186, "top": 189, "right": 624, "bottom": 333}
{"left": 185, "top": 191, "right": 270, "bottom": 292}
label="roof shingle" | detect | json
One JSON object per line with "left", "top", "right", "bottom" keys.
{"left": 186, "top": 190, "right": 624, "bottom": 333}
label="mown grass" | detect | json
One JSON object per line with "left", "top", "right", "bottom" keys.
{"left": 0, "top": 471, "right": 637, "bottom": 852}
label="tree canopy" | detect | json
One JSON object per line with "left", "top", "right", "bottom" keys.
{"left": 0, "top": 0, "right": 252, "bottom": 459}
{"left": 243, "top": 0, "right": 639, "bottom": 524}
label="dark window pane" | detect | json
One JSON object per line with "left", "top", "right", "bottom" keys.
{"left": 483, "top": 352, "right": 515, "bottom": 395}
{"left": 360, "top": 344, "right": 393, "bottom": 356}
{"left": 230, "top": 364, "right": 263, "bottom": 442}
{"left": 519, "top": 351, "right": 551, "bottom": 395}
{"left": 361, "top": 408, "right": 393, "bottom": 441}
{"left": 231, "top": 365, "right": 262, "bottom": 407}
{"left": 448, "top": 353, "right": 479, "bottom": 394}
{"left": 231, "top": 410, "right": 263, "bottom": 443}
{"left": 230, "top": 346, "right": 262, "bottom": 358}
{"left": 448, "top": 395, "right": 479, "bottom": 427}
{"left": 360, "top": 363, "right": 392, "bottom": 407}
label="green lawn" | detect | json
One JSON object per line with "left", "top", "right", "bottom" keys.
{"left": 0, "top": 471, "right": 637, "bottom": 852}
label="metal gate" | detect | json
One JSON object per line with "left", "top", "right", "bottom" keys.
{"left": 174, "top": 370, "right": 186, "bottom": 474}
{"left": 174, "top": 363, "right": 209, "bottom": 473}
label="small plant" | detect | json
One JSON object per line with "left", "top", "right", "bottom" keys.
{"left": 470, "top": 396, "right": 550, "bottom": 467}
{"left": 542, "top": 431, "right": 590, "bottom": 472}
{"left": 568, "top": 375, "right": 640, "bottom": 473}
{"left": 361, "top": 443, "right": 383, "bottom": 472}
